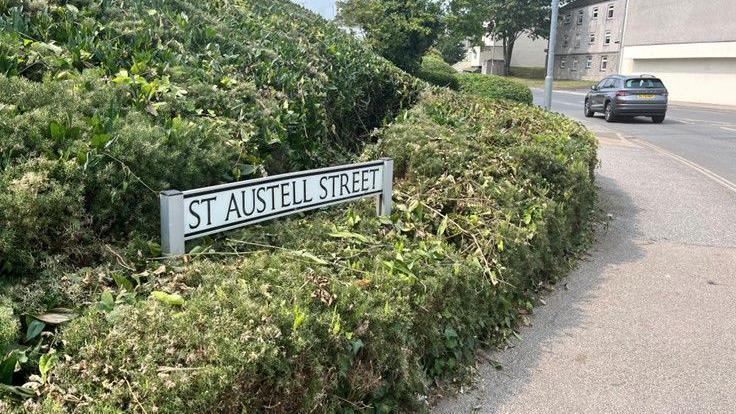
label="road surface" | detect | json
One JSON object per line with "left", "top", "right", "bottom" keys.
{"left": 535, "top": 89, "right": 736, "bottom": 185}
{"left": 433, "top": 90, "right": 736, "bottom": 413}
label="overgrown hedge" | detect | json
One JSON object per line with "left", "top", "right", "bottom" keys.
{"left": 17, "top": 90, "right": 597, "bottom": 413}
{"left": 0, "top": 0, "right": 598, "bottom": 411}
{"left": 416, "top": 52, "right": 460, "bottom": 90}
{"left": 0, "top": 0, "right": 418, "bottom": 279}
{"left": 459, "top": 73, "right": 534, "bottom": 105}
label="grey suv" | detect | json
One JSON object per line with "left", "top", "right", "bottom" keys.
{"left": 584, "top": 75, "right": 668, "bottom": 123}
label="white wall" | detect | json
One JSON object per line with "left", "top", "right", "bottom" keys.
{"left": 620, "top": 42, "right": 736, "bottom": 106}
{"left": 510, "top": 35, "right": 547, "bottom": 68}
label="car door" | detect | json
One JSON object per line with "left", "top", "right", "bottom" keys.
{"left": 591, "top": 78, "right": 609, "bottom": 110}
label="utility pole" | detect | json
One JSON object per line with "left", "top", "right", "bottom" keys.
{"left": 544, "top": 0, "right": 560, "bottom": 110}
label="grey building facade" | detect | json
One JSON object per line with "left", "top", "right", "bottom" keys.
{"left": 553, "top": 0, "right": 626, "bottom": 81}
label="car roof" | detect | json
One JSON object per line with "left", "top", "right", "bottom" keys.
{"left": 606, "top": 74, "right": 663, "bottom": 80}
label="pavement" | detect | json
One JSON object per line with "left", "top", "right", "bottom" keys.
{"left": 433, "top": 90, "right": 736, "bottom": 413}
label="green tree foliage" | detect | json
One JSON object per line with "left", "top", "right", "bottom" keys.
{"left": 336, "top": 0, "right": 444, "bottom": 74}
{"left": 417, "top": 51, "right": 460, "bottom": 89}
{"left": 445, "top": 0, "right": 551, "bottom": 75}
{"left": 435, "top": 32, "right": 467, "bottom": 65}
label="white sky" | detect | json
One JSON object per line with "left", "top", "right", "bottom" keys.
{"left": 294, "top": 0, "right": 336, "bottom": 19}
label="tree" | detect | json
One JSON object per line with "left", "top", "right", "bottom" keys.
{"left": 484, "top": 0, "right": 550, "bottom": 75}
{"left": 444, "top": 0, "right": 550, "bottom": 75}
{"left": 336, "top": 0, "right": 443, "bottom": 74}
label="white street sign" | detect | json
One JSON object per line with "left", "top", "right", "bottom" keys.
{"left": 160, "top": 158, "right": 393, "bottom": 256}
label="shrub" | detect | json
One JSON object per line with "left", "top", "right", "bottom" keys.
{"left": 0, "top": 0, "right": 419, "bottom": 278}
{"left": 458, "top": 73, "right": 534, "bottom": 105}
{"left": 416, "top": 52, "right": 459, "bottom": 89}
{"left": 39, "top": 90, "right": 597, "bottom": 413}
{"left": 510, "top": 66, "right": 546, "bottom": 79}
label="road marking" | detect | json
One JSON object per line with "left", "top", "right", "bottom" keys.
{"left": 720, "top": 127, "right": 736, "bottom": 133}
{"left": 631, "top": 138, "right": 736, "bottom": 194}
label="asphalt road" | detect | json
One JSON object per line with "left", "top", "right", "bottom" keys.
{"left": 433, "top": 91, "right": 736, "bottom": 413}
{"left": 534, "top": 89, "right": 736, "bottom": 186}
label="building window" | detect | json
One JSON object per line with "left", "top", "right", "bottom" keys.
{"left": 577, "top": 10, "right": 584, "bottom": 25}
{"left": 601, "top": 56, "right": 609, "bottom": 71}
{"left": 572, "top": 59, "right": 578, "bottom": 71}
{"left": 608, "top": 4, "right": 615, "bottom": 19}
{"left": 586, "top": 56, "right": 593, "bottom": 69}
{"left": 604, "top": 31, "right": 612, "bottom": 45}
{"left": 563, "top": 34, "right": 569, "bottom": 48}
{"left": 592, "top": 7, "right": 599, "bottom": 19}
{"left": 575, "top": 33, "right": 581, "bottom": 48}
{"left": 589, "top": 33, "right": 596, "bottom": 44}
{"left": 564, "top": 14, "right": 571, "bottom": 24}
{"left": 560, "top": 58, "right": 566, "bottom": 69}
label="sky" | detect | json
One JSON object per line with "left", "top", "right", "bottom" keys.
{"left": 295, "top": 0, "right": 337, "bottom": 19}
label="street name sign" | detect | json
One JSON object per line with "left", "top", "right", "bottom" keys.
{"left": 160, "top": 158, "right": 393, "bottom": 256}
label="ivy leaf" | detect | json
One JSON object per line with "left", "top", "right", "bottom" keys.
{"left": 25, "top": 320, "right": 45, "bottom": 342}
{"left": 39, "top": 350, "right": 58, "bottom": 384}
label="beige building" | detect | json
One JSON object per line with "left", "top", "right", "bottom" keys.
{"left": 620, "top": 0, "right": 736, "bottom": 106}
{"left": 554, "top": 0, "right": 626, "bottom": 81}
{"left": 455, "top": 34, "right": 547, "bottom": 75}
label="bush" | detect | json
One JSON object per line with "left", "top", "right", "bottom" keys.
{"left": 510, "top": 66, "right": 546, "bottom": 79}
{"left": 458, "top": 73, "right": 534, "bottom": 105}
{"left": 0, "top": 0, "right": 419, "bottom": 278}
{"left": 416, "top": 52, "right": 460, "bottom": 89}
{"left": 38, "top": 90, "right": 597, "bottom": 413}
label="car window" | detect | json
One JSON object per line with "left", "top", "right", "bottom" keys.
{"left": 625, "top": 78, "right": 665, "bottom": 89}
{"left": 602, "top": 79, "right": 616, "bottom": 89}
{"left": 596, "top": 79, "right": 608, "bottom": 89}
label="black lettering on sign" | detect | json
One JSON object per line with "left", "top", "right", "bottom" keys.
{"left": 340, "top": 173, "right": 349, "bottom": 196}
{"left": 226, "top": 193, "right": 241, "bottom": 221}
{"left": 242, "top": 189, "right": 256, "bottom": 216}
{"left": 319, "top": 177, "right": 329, "bottom": 200}
{"left": 202, "top": 196, "right": 217, "bottom": 226}
{"left": 256, "top": 187, "right": 267, "bottom": 213}
{"left": 352, "top": 171, "right": 361, "bottom": 193}
{"left": 370, "top": 168, "right": 380, "bottom": 190}
{"left": 266, "top": 184, "right": 279, "bottom": 210}
{"left": 303, "top": 179, "right": 314, "bottom": 203}
{"left": 188, "top": 200, "right": 201, "bottom": 229}
{"left": 280, "top": 182, "right": 291, "bottom": 208}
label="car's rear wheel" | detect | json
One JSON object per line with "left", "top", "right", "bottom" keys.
{"left": 604, "top": 102, "right": 616, "bottom": 122}
{"left": 652, "top": 115, "right": 665, "bottom": 124}
{"left": 584, "top": 99, "right": 594, "bottom": 117}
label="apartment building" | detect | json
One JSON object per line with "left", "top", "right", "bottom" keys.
{"left": 456, "top": 34, "right": 547, "bottom": 75}
{"left": 620, "top": 0, "right": 736, "bottom": 106}
{"left": 554, "top": 0, "right": 625, "bottom": 81}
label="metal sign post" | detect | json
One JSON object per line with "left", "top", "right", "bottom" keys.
{"left": 160, "top": 158, "right": 394, "bottom": 256}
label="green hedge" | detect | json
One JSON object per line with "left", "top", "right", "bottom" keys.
{"left": 510, "top": 66, "right": 546, "bottom": 79}
{"left": 416, "top": 52, "right": 460, "bottom": 90}
{"left": 458, "top": 73, "right": 534, "bottom": 105}
{"left": 30, "top": 90, "right": 597, "bottom": 413}
{"left": 0, "top": 0, "right": 418, "bottom": 279}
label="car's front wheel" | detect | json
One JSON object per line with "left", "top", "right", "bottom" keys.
{"left": 604, "top": 102, "right": 616, "bottom": 122}
{"left": 584, "top": 99, "right": 594, "bottom": 117}
{"left": 652, "top": 115, "right": 665, "bottom": 124}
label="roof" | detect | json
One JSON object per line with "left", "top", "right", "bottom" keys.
{"left": 560, "top": 0, "right": 614, "bottom": 13}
